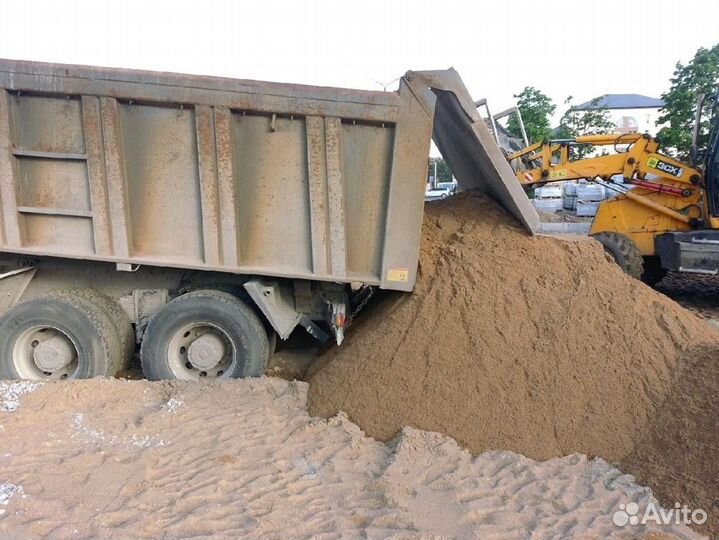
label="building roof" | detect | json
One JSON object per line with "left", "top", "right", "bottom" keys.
{"left": 573, "top": 94, "right": 665, "bottom": 111}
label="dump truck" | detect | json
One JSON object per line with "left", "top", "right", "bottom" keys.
{"left": 0, "top": 60, "right": 538, "bottom": 381}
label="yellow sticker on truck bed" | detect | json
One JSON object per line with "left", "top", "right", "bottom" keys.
{"left": 386, "top": 267, "right": 409, "bottom": 282}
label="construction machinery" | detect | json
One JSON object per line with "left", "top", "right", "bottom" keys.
{"left": 507, "top": 99, "right": 719, "bottom": 284}
{"left": 0, "top": 60, "right": 538, "bottom": 381}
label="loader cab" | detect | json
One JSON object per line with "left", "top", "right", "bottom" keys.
{"left": 653, "top": 92, "right": 719, "bottom": 275}
{"left": 704, "top": 95, "right": 719, "bottom": 219}
{"left": 689, "top": 90, "right": 719, "bottom": 220}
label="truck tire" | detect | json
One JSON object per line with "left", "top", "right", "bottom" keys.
{"left": 140, "top": 290, "right": 269, "bottom": 381}
{"left": 0, "top": 291, "right": 125, "bottom": 380}
{"left": 62, "top": 289, "right": 135, "bottom": 373}
{"left": 181, "top": 276, "right": 277, "bottom": 350}
{"left": 592, "top": 232, "right": 644, "bottom": 280}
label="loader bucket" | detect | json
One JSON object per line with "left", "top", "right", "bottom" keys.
{"left": 407, "top": 69, "right": 539, "bottom": 234}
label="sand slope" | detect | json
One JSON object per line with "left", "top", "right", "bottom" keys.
{"left": 308, "top": 193, "right": 717, "bottom": 463}
{"left": 0, "top": 378, "right": 702, "bottom": 539}
{"left": 621, "top": 344, "right": 719, "bottom": 537}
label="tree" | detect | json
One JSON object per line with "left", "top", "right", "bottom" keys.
{"left": 427, "top": 157, "right": 452, "bottom": 184}
{"left": 507, "top": 87, "right": 555, "bottom": 144}
{"left": 657, "top": 44, "right": 719, "bottom": 160}
{"left": 555, "top": 96, "right": 615, "bottom": 158}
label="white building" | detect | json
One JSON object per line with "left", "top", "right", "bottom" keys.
{"left": 572, "top": 94, "right": 665, "bottom": 136}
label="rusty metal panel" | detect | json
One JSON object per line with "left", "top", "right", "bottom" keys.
{"left": 16, "top": 158, "right": 89, "bottom": 211}
{"left": 342, "top": 121, "right": 394, "bottom": 279}
{"left": 0, "top": 60, "right": 399, "bottom": 124}
{"left": 1, "top": 92, "right": 104, "bottom": 255}
{"left": 195, "top": 105, "right": 221, "bottom": 266}
{"left": 23, "top": 214, "right": 94, "bottom": 253}
{"left": 9, "top": 94, "right": 85, "bottom": 154}
{"left": 120, "top": 102, "right": 203, "bottom": 262}
{"left": 305, "top": 116, "right": 330, "bottom": 276}
{"left": 0, "top": 91, "right": 23, "bottom": 247}
{"left": 81, "top": 96, "right": 112, "bottom": 256}
{"left": 379, "top": 78, "right": 434, "bottom": 291}
{"left": 232, "top": 113, "right": 312, "bottom": 272}
{"left": 213, "top": 107, "right": 239, "bottom": 267}
{"left": 100, "top": 97, "right": 132, "bottom": 258}
{"left": 324, "top": 117, "right": 346, "bottom": 278}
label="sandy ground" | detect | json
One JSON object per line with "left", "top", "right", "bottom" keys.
{"left": 0, "top": 377, "right": 704, "bottom": 540}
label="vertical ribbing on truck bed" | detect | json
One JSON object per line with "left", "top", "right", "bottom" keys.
{"left": 195, "top": 105, "right": 221, "bottom": 266}
{"left": 99, "top": 97, "right": 132, "bottom": 258}
{"left": 0, "top": 91, "right": 22, "bottom": 247}
{"left": 325, "top": 117, "right": 346, "bottom": 277}
{"left": 213, "top": 107, "right": 239, "bottom": 267}
{"left": 306, "top": 116, "right": 330, "bottom": 275}
{"left": 81, "top": 96, "right": 112, "bottom": 256}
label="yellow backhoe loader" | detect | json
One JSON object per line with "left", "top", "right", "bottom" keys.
{"left": 506, "top": 94, "right": 719, "bottom": 284}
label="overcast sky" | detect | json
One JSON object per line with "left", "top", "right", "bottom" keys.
{"left": 1, "top": 0, "right": 717, "bottom": 125}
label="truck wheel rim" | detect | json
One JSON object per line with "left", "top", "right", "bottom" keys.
{"left": 167, "top": 322, "right": 235, "bottom": 380}
{"left": 12, "top": 325, "right": 80, "bottom": 380}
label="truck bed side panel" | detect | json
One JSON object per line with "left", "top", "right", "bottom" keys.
{"left": 0, "top": 60, "right": 422, "bottom": 290}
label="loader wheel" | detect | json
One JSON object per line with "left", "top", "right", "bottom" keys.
{"left": 592, "top": 232, "right": 644, "bottom": 280}
{"left": 0, "top": 291, "right": 127, "bottom": 380}
{"left": 140, "top": 290, "right": 269, "bottom": 381}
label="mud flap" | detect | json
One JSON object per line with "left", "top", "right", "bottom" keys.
{"left": 406, "top": 69, "right": 539, "bottom": 234}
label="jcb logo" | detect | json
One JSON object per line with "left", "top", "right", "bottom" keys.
{"left": 647, "top": 157, "right": 683, "bottom": 178}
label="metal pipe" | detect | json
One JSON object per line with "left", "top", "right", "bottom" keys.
{"left": 623, "top": 190, "right": 692, "bottom": 224}
{"left": 493, "top": 106, "right": 530, "bottom": 147}
{"left": 515, "top": 108, "right": 529, "bottom": 147}
{"left": 474, "top": 98, "right": 499, "bottom": 145}
{"left": 629, "top": 180, "right": 689, "bottom": 197}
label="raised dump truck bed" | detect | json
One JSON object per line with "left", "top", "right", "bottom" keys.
{"left": 0, "top": 60, "right": 430, "bottom": 291}
{"left": 0, "top": 60, "right": 537, "bottom": 382}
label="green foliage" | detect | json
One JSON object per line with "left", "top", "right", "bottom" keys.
{"left": 556, "top": 96, "right": 615, "bottom": 158}
{"left": 508, "top": 87, "right": 555, "bottom": 143}
{"left": 657, "top": 44, "right": 719, "bottom": 160}
{"left": 427, "top": 157, "right": 453, "bottom": 183}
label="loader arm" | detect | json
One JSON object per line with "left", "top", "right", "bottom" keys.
{"left": 510, "top": 133, "right": 702, "bottom": 189}
{"left": 508, "top": 133, "right": 707, "bottom": 254}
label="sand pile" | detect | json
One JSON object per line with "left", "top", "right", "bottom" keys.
{"left": 0, "top": 378, "right": 703, "bottom": 539}
{"left": 621, "top": 344, "right": 719, "bottom": 536}
{"left": 308, "top": 192, "right": 718, "bottom": 462}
